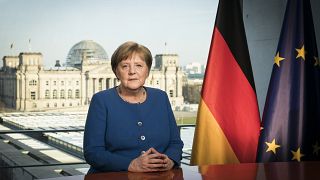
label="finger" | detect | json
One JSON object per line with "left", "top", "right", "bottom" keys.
{"left": 149, "top": 147, "right": 162, "bottom": 155}
{"left": 163, "top": 156, "right": 171, "bottom": 163}
{"left": 148, "top": 158, "right": 165, "bottom": 164}
{"left": 140, "top": 157, "right": 165, "bottom": 166}
{"left": 146, "top": 162, "right": 168, "bottom": 169}
{"left": 158, "top": 154, "right": 167, "bottom": 160}
{"left": 140, "top": 162, "right": 166, "bottom": 172}
{"left": 147, "top": 153, "right": 164, "bottom": 159}
{"left": 143, "top": 148, "right": 153, "bottom": 156}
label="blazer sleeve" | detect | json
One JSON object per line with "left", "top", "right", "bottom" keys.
{"left": 163, "top": 93, "right": 184, "bottom": 166}
{"left": 83, "top": 93, "right": 132, "bottom": 172}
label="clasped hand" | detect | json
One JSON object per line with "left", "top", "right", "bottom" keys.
{"left": 128, "top": 147, "right": 174, "bottom": 172}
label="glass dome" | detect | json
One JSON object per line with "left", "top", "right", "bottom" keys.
{"left": 66, "top": 40, "right": 108, "bottom": 67}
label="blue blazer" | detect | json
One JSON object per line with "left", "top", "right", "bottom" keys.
{"left": 83, "top": 87, "right": 184, "bottom": 173}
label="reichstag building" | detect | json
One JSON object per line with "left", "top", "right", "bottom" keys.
{"left": 0, "top": 40, "right": 184, "bottom": 111}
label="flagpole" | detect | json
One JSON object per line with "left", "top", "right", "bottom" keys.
{"left": 10, "top": 42, "right": 14, "bottom": 56}
{"left": 28, "top": 39, "right": 32, "bottom": 52}
{"left": 164, "top": 42, "right": 168, "bottom": 54}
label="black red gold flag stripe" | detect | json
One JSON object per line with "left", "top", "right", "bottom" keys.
{"left": 190, "top": 0, "right": 261, "bottom": 165}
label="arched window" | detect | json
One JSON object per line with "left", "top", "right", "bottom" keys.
{"left": 169, "top": 90, "right": 174, "bottom": 97}
{"left": 68, "top": 89, "right": 72, "bottom": 99}
{"left": 60, "top": 89, "right": 65, "bottom": 99}
{"left": 53, "top": 90, "right": 58, "bottom": 99}
{"left": 45, "top": 90, "right": 50, "bottom": 99}
{"left": 30, "top": 92, "right": 36, "bottom": 100}
{"left": 75, "top": 89, "right": 80, "bottom": 98}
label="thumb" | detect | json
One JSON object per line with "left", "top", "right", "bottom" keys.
{"left": 149, "top": 147, "right": 161, "bottom": 155}
{"left": 142, "top": 148, "right": 153, "bottom": 156}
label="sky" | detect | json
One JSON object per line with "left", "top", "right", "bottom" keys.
{"left": 0, "top": 0, "right": 219, "bottom": 67}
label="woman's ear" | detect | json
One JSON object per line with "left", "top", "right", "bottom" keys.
{"left": 115, "top": 69, "right": 119, "bottom": 80}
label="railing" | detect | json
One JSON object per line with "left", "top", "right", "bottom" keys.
{"left": 0, "top": 124, "right": 195, "bottom": 169}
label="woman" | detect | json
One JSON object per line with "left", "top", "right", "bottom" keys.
{"left": 83, "top": 41, "right": 184, "bottom": 173}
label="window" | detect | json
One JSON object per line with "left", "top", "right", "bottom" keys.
{"left": 53, "top": 81, "right": 57, "bottom": 85}
{"left": 54, "top": 103, "right": 57, "bottom": 107}
{"left": 45, "top": 90, "right": 50, "bottom": 99}
{"left": 46, "top": 81, "right": 49, "bottom": 85}
{"left": 53, "top": 90, "right": 57, "bottom": 99}
{"left": 76, "top": 81, "right": 79, "bottom": 85}
{"left": 156, "top": 80, "right": 159, "bottom": 85}
{"left": 68, "top": 89, "right": 72, "bottom": 99}
{"left": 75, "top": 89, "right": 80, "bottom": 98}
{"left": 169, "top": 90, "right": 174, "bottom": 97}
{"left": 69, "top": 103, "right": 72, "bottom": 106}
{"left": 31, "top": 92, "right": 36, "bottom": 100}
{"left": 29, "top": 80, "right": 37, "bottom": 86}
{"left": 61, "top": 81, "right": 64, "bottom": 86}
{"left": 32, "top": 103, "right": 37, "bottom": 108}
{"left": 62, "top": 103, "right": 65, "bottom": 107}
{"left": 60, "top": 89, "right": 65, "bottom": 99}
{"left": 46, "top": 103, "right": 50, "bottom": 108}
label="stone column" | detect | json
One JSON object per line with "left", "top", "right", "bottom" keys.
{"left": 101, "top": 78, "right": 106, "bottom": 90}
{"left": 87, "top": 77, "right": 92, "bottom": 101}
{"left": 94, "top": 78, "right": 99, "bottom": 93}
{"left": 81, "top": 73, "right": 86, "bottom": 105}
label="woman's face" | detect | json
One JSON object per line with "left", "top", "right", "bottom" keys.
{"left": 116, "top": 53, "right": 149, "bottom": 91}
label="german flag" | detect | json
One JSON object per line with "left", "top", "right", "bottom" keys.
{"left": 190, "top": 0, "right": 261, "bottom": 165}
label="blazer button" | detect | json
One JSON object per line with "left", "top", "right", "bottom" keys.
{"left": 140, "top": 135, "right": 145, "bottom": 141}
{"left": 137, "top": 121, "right": 143, "bottom": 126}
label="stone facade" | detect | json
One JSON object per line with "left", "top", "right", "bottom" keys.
{"left": 0, "top": 41, "right": 185, "bottom": 111}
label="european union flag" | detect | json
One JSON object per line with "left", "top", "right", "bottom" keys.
{"left": 257, "top": 0, "right": 320, "bottom": 162}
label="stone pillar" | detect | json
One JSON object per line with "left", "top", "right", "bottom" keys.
{"left": 108, "top": 78, "right": 112, "bottom": 89}
{"left": 15, "top": 76, "right": 20, "bottom": 110}
{"left": 113, "top": 78, "right": 117, "bottom": 87}
{"left": 101, "top": 78, "right": 106, "bottom": 90}
{"left": 21, "top": 75, "right": 27, "bottom": 111}
{"left": 94, "top": 78, "right": 99, "bottom": 93}
{"left": 81, "top": 73, "right": 86, "bottom": 105}
{"left": 106, "top": 78, "right": 109, "bottom": 89}
{"left": 87, "top": 77, "right": 91, "bottom": 101}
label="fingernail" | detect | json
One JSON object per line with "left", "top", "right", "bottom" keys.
{"left": 141, "top": 151, "right": 145, "bottom": 154}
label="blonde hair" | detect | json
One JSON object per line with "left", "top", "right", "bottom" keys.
{"left": 111, "top": 41, "right": 152, "bottom": 75}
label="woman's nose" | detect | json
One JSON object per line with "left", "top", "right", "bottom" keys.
{"left": 128, "top": 65, "right": 136, "bottom": 74}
